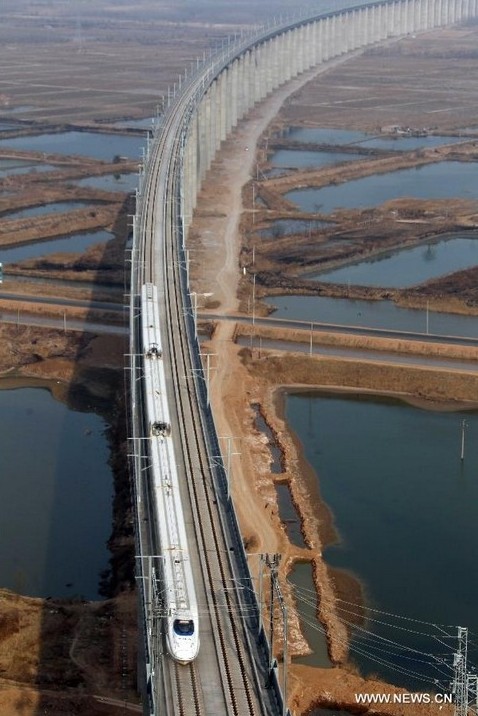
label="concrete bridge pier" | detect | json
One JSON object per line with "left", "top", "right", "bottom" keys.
{"left": 207, "top": 81, "right": 216, "bottom": 164}
{"left": 243, "top": 51, "right": 253, "bottom": 116}
{"left": 237, "top": 55, "right": 246, "bottom": 121}
{"left": 230, "top": 59, "right": 239, "bottom": 128}
{"left": 218, "top": 70, "right": 227, "bottom": 144}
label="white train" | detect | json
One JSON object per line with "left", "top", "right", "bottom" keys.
{"left": 141, "top": 282, "right": 200, "bottom": 664}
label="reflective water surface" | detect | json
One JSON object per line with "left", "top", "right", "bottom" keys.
{"left": 0, "top": 159, "right": 57, "bottom": 177}
{"left": 74, "top": 173, "right": 138, "bottom": 192}
{"left": 0, "top": 130, "right": 146, "bottom": 160}
{"left": 4, "top": 200, "right": 94, "bottom": 220}
{"left": 0, "top": 229, "right": 113, "bottom": 264}
{"left": 286, "top": 392, "right": 478, "bottom": 688}
{"left": 271, "top": 148, "right": 364, "bottom": 169}
{"left": 285, "top": 126, "right": 465, "bottom": 150}
{"left": 0, "top": 385, "right": 113, "bottom": 599}
{"left": 265, "top": 295, "right": 478, "bottom": 338}
{"left": 286, "top": 161, "right": 478, "bottom": 214}
{"left": 310, "top": 234, "right": 478, "bottom": 287}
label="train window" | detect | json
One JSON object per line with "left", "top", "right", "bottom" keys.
{"left": 173, "top": 619, "right": 194, "bottom": 636}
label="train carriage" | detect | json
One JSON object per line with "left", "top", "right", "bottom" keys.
{"left": 140, "top": 282, "right": 200, "bottom": 663}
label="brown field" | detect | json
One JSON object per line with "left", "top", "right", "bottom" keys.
{"left": 0, "top": 0, "right": 298, "bottom": 122}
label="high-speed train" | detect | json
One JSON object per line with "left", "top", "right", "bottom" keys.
{"left": 140, "top": 282, "right": 200, "bottom": 663}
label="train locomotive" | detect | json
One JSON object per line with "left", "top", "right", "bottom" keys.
{"left": 140, "top": 282, "right": 200, "bottom": 664}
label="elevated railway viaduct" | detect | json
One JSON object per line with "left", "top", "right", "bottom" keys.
{"left": 128, "top": 0, "right": 478, "bottom": 714}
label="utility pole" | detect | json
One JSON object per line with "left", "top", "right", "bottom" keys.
{"left": 257, "top": 553, "right": 264, "bottom": 636}
{"left": 199, "top": 351, "right": 217, "bottom": 406}
{"left": 275, "top": 572, "right": 288, "bottom": 716}
{"left": 266, "top": 553, "right": 280, "bottom": 672}
{"left": 218, "top": 436, "right": 241, "bottom": 501}
{"left": 252, "top": 182, "right": 256, "bottom": 227}
{"left": 461, "top": 419, "right": 467, "bottom": 462}
{"left": 190, "top": 290, "right": 213, "bottom": 340}
{"left": 467, "top": 674, "right": 478, "bottom": 713}
{"left": 250, "top": 273, "right": 256, "bottom": 350}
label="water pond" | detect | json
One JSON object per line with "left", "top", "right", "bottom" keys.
{"left": 285, "top": 162, "right": 478, "bottom": 214}
{"left": 287, "top": 561, "right": 331, "bottom": 667}
{"left": 4, "top": 200, "right": 95, "bottom": 221}
{"left": 286, "top": 161, "right": 478, "bottom": 214}
{"left": 0, "top": 159, "right": 57, "bottom": 177}
{"left": 264, "top": 295, "right": 478, "bottom": 338}
{"left": 259, "top": 218, "right": 331, "bottom": 239}
{"left": 1, "top": 229, "right": 113, "bottom": 264}
{"left": 284, "top": 126, "right": 465, "bottom": 151}
{"left": 0, "top": 384, "right": 113, "bottom": 599}
{"left": 0, "top": 130, "right": 146, "bottom": 161}
{"left": 271, "top": 149, "right": 364, "bottom": 170}
{"left": 310, "top": 234, "right": 478, "bottom": 288}
{"left": 285, "top": 391, "right": 478, "bottom": 688}
{"left": 74, "top": 172, "right": 138, "bottom": 192}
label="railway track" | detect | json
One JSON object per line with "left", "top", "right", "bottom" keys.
{"left": 173, "top": 662, "right": 203, "bottom": 716}
{"left": 133, "top": 68, "right": 276, "bottom": 714}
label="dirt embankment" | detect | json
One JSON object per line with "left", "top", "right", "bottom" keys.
{"left": 235, "top": 322, "right": 478, "bottom": 361}
{"left": 0, "top": 144, "right": 135, "bottom": 290}
{"left": 239, "top": 187, "right": 478, "bottom": 311}
{"left": 261, "top": 140, "right": 478, "bottom": 194}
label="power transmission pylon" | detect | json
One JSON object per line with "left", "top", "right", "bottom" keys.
{"left": 452, "top": 626, "right": 468, "bottom": 716}
{"left": 466, "top": 673, "right": 478, "bottom": 714}
{"left": 264, "top": 553, "right": 289, "bottom": 715}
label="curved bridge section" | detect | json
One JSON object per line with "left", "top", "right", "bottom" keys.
{"left": 129, "top": 1, "right": 478, "bottom": 714}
